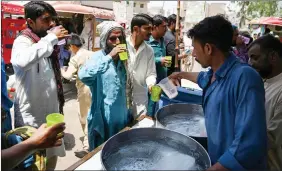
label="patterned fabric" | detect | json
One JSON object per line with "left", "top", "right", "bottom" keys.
{"left": 19, "top": 28, "right": 65, "bottom": 114}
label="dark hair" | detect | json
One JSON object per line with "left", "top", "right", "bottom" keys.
{"left": 167, "top": 14, "right": 176, "bottom": 26}
{"left": 264, "top": 28, "right": 271, "bottom": 35}
{"left": 152, "top": 15, "right": 167, "bottom": 27}
{"left": 131, "top": 13, "right": 153, "bottom": 33}
{"left": 187, "top": 15, "right": 233, "bottom": 53}
{"left": 248, "top": 34, "right": 282, "bottom": 59}
{"left": 24, "top": 1, "right": 57, "bottom": 21}
{"left": 67, "top": 34, "right": 84, "bottom": 48}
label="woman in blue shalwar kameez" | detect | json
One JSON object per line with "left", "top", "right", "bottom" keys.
{"left": 78, "top": 21, "right": 130, "bottom": 151}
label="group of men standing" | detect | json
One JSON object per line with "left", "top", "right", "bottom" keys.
{"left": 1, "top": 1, "right": 282, "bottom": 171}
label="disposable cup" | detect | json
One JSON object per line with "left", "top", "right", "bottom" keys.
{"left": 158, "top": 77, "right": 178, "bottom": 99}
{"left": 117, "top": 44, "right": 128, "bottom": 60}
{"left": 151, "top": 85, "right": 162, "bottom": 102}
{"left": 165, "top": 56, "right": 172, "bottom": 67}
{"left": 46, "top": 113, "right": 64, "bottom": 127}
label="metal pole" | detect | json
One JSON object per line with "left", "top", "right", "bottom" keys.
{"left": 175, "top": 0, "right": 180, "bottom": 69}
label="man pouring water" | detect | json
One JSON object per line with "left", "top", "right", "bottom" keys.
{"left": 169, "top": 15, "right": 267, "bottom": 170}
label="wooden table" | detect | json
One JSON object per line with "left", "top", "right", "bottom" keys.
{"left": 65, "top": 116, "right": 154, "bottom": 171}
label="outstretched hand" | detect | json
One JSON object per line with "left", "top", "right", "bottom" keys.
{"left": 26, "top": 123, "right": 66, "bottom": 149}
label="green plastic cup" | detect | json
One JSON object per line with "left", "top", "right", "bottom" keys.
{"left": 165, "top": 56, "right": 172, "bottom": 67}
{"left": 117, "top": 44, "right": 128, "bottom": 61}
{"left": 46, "top": 113, "right": 64, "bottom": 127}
{"left": 151, "top": 85, "right": 162, "bottom": 102}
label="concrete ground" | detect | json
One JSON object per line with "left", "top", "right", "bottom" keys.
{"left": 55, "top": 82, "right": 85, "bottom": 170}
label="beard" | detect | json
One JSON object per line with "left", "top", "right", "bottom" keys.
{"left": 253, "top": 65, "right": 272, "bottom": 79}
{"left": 33, "top": 29, "right": 48, "bottom": 38}
{"left": 258, "top": 68, "right": 272, "bottom": 79}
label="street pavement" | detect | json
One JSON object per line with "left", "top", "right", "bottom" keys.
{"left": 55, "top": 82, "right": 85, "bottom": 170}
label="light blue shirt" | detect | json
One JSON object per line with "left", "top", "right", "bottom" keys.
{"left": 78, "top": 50, "right": 129, "bottom": 151}
{"left": 197, "top": 53, "right": 267, "bottom": 170}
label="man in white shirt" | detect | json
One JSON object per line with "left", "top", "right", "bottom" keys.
{"left": 11, "top": 1, "right": 68, "bottom": 169}
{"left": 248, "top": 34, "right": 282, "bottom": 170}
{"left": 61, "top": 34, "right": 93, "bottom": 158}
{"left": 126, "top": 14, "right": 157, "bottom": 119}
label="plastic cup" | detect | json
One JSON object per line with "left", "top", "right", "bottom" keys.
{"left": 165, "top": 56, "right": 172, "bottom": 67}
{"left": 151, "top": 85, "right": 162, "bottom": 102}
{"left": 46, "top": 113, "right": 64, "bottom": 127}
{"left": 117, "top": 44, "right": 128, "bottom": 61}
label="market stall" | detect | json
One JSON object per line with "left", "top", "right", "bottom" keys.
{"left": 51, "top": 3, "right": 114, "bottom": 51}
{"left": 248, "top": 17, "right": 282, "bottom": 42}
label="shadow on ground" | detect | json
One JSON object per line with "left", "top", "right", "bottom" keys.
{"left": 64, "top": 133, "right": 76, "bottom": 151}
{"left": 63, "top": 82, "right": 77, "bottom": 103}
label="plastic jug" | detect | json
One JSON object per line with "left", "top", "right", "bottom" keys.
{"left": 158, "top": 77, "right": 178, "bottom": 99}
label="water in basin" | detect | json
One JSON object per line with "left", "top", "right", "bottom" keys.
{"left": 161, "top": 114, "right": 207, "bottom": 137}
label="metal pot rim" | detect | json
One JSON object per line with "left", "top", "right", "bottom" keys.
{"left": 100, "top": 127, "right": 211, "bottom": 170}
{"left": 155, "top": 103, "right": 207, "bottom": 138}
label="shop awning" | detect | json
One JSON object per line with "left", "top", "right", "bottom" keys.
{"left": 249, "top": 17, "right": 282, "bottom": 26}
{"left": 52, "top": 4, "right": 114, "bottom": 20}
{"left": 1, "top": 2, "right": 24, "bottom": 15}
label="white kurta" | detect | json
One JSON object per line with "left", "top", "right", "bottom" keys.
{"left": 11, "top": 33, "right": 66, "bottom": 158}
{"left": 11, "top": 33, "right": 59, "bottom": 128}
{"left": 126, "top": 37, "right": 157, "bottom": 118}
{"left": 264, "top": 72, "right": 282, "bottom": 170}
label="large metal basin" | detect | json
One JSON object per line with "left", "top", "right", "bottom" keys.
{"left": 156, "top": 103, "right": 208, "bottom": 149}
{"left": 101, "top": 128, "right": 211, "bottom": 170}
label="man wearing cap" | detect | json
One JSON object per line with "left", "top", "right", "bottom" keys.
{"left": 78, "top": 21, "right": 129, "bottom": 151}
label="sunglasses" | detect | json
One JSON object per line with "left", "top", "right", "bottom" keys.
{"left": 109, "top": 36, "right": 124, "bottom": 42}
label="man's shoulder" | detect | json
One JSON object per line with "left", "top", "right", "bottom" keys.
{"left": 143, "top": 43, "right": 154, "bottom": 55}
{"left": 231, "top": 63, "right": 263, "bottom": 86}
{"left": 164, "top": 31, "right": 175, "bottom": 41}
{"left": 13, "top": 35, "right": 33, "bottom": 45}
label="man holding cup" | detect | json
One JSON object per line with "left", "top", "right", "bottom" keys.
{"left": 11, "top": 1, "right": 68, "bottom": 169}
{"left": 78, "top": 21, "right": 130, "bottom": 151}
{"left": 126, "top": 14, "right": 157, "bottom": 119}
{"left": 145, "top": 15, "right": 168, "bottom": 116}
{"left": 146, "top": 15, "right": 170, "bottom": 83}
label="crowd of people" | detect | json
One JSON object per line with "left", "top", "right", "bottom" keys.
{"left": 1, "top": 1, "right": 281, "bottom": 171}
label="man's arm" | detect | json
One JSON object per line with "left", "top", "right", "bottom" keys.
{"left": 61, "top": 55, "right": 79, "bottom": 80}
{"left": 145, "top": 49, "right": 157, "bottom": 88}
{"left": 78, "top": 53, "right": 112, "bottom": 87}
{"left": 2, "top": 123, "right": 65, "bottom": 171}
{"left": 217, "top": 67, "right": 267, "bottom": 170}
{"left": 11, "top": 33, "right": 58, "bottom": 71}
{"left": 166, "top": 41, "right": 175, "bottom": 57}
{"left": 168, "top": 72, "right": 200, "bottom": 86}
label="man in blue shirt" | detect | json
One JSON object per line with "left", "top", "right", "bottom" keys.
{"left": 146, "top": 15, "right": 169, "bottom": 83}
{"left": 169, "top": 15, "right": 267, "bottom": 170}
